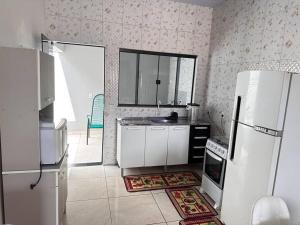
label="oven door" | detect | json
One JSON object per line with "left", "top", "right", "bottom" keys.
{"left": 204, "top": 149, "right": 226, "bottom": 189}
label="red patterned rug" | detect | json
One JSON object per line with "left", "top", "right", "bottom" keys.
{"left": 123, "top": 171, "right": 201, "bottom": 192}
{"left": 166, "top": 187, "right": 217, "bottom": 220}
{"left": 179, "top": 217, "right": 223, "bottom": 225}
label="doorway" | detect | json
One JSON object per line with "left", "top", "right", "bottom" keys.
{"left": 42, "top": 37, "right": 105, "bottom": 166}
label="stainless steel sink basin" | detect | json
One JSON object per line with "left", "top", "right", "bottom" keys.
{"left": 150, "top": 117, "right": 177, "bottom": 123}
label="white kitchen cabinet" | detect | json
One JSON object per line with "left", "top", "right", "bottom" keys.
{"left": 145, "top": 126, "right": 168, "bottom": 166}
{"left": 118, "top": 126, "right": 146, "bottom": 168}
{"left": 167, "top": 126, "right": 190, "bottom": 165}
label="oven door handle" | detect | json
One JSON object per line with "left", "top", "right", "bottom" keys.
{"left": 206, "top": 150, "right": 223, "bottom": 162}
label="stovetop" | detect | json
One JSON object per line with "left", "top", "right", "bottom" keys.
{"left": 206, "top": 136, "right": 229, "bottom": 159}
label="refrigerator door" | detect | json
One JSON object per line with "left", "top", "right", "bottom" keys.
{"left": 273, "top": 74, "right": 300, "bottom": 225}
{"left": 221, "top": 123, "right": 281, "bottom": 225}
{"left": 234, "top": 71, "right": 290, "bottom": 131}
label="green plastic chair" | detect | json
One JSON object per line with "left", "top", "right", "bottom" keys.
{"left": 86, "top": 94, "right": 104, "bottom": 145}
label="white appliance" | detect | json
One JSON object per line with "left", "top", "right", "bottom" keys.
{"left": 202, "top": 137, "right": 228, "bottom": 209}
{"left": 221, "top": 71, "right": 300, "bottom": 225}
{"left": 40, "top": 118, "right": 68, "bottom": 164}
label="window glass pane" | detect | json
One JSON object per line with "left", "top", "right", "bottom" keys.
{"left": 119, "top": 52, "right": 137, "bottom": 104}
{"left": 176, "top": 58, "right": 195, "bottom": 105}
{"left": 138, "top": 54, "right": 159, "bottom": 105}
{"left": 157, "top": 56, "right": 178, "bottom": 105}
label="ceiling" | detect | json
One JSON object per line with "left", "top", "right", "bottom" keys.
{"left": 172, "top": 0, "right": 224, "bottom": 7}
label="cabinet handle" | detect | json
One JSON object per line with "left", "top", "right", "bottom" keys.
{"left": 193, "top": 146, "right": 206, "bottom": 149}
{"left": 173, "top": 127, "right": 187, "bottom": 130}
{"left": 151, "top": 127, "right": 166, "bottom": 130}
{"left": 194, "top": 127, "right": 208, "bottom": 130}
{"left": 194, "top": 136, "right": 207, "bottom": 140}
{"left": 126, "top": 127, "right": 143, "bottom": 130}
{"left": 192, "top": 156, "right": 204, "bottom": 159}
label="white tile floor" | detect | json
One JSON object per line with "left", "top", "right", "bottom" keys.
{"left": 63, "top": 164, "right": 203, "bottom": 225}
{"left": 68, "top": 130, "right": 103, "bottom": 164}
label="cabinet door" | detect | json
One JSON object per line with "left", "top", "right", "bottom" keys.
{"left": 145, "top": 126, "right": 168, "bottom": 166}
{"left": 39, "top": 51, "right": 54, "bottom": 110}
{"left": 167, "top": 126, "right": 190, "bottom": 165}
{"left": 121, "top": 126, "right": 145, "bottom": 168}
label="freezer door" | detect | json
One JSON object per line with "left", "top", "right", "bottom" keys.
{"left": 234, "top": 71, "right": 290, "bottom": 130}
{"left": 221, "top": 123, "right": 281, "bottom": 225}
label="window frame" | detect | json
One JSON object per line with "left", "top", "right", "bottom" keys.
{"left": 118, "top": 48, "right": 197, "bottom": 108}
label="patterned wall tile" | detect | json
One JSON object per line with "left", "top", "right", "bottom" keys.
{"left": 45, "top": 15, "right": 60, "bottom": 40}
{"left": 123, "top": 0, "right": 143, "bottom": 26}
{"left": 58, "top": 0, "right": 81, "bottom": 18}
{"left": 122, "top": 24, "right": 142, "bottom": 49}
{"left": 80, "top": 20, "right": 103, "bottom": 44}
{"left": 161, "top": 0, "right": 180, "bottom": 30}
{"left": 159, "top": 29, "right": 177, "bottom": 52}
{"left": 178, "top": 3, "right": 196, "bottom": 32}
{"left": 282, "top": 2, "right": 300, "bottom": 60}
{"left": 194, "top": 6, "right": 212, "bottom": 35}
{"left": 103, "top": 0, "right": 124, "bottom": 24}
{"left": 141, "top": 0, "right": 162, "bottom": 29}
{"left": 141, "top": 27, "right": 160, "bottom": 51}
{"left": 103, "top": 22, "right": 123, "bottom": 46}
{"left": 59, "top": 17, "right": 81, "bottom": 42}
{"left": 45, "top": 0, "right": 59, "bottom": 16}
{"left": 177, "top": 32, "right": 194, "bottom": 54}
{"left": 81, "top": 0, "right": 103, "bottom": 21}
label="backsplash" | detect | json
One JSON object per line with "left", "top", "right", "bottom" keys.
{"left": 206, "top": 0, "right": 300, "bottom": 137}
{"left": 44, "top": 0, "right": 213, "bottom": 164}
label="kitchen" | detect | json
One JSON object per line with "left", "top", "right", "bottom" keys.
{"left": 0, "top": 0, "right": 300, "bottom": 225}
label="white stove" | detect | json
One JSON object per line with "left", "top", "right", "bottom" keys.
{"left": 202, "top": 137, "right": 229, "bottom": 209}
{"left": 206, "top": 137, "right": 228, "bottom": 159}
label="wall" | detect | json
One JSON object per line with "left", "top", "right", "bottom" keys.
{"left": 44, "top": 0, "right": 213, "bottom": 164}
{"left": 0, "top": 0, "right": 45, "bottom": 49}
{"left": 53, "top": 44, "right": 104, "bottom": 130}
{"left": 206, "top": 0, "right": 300, "bottom": 137}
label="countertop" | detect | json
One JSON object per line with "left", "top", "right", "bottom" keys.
{"left": 117, "top": 117, "right": 210, "bottom": 126}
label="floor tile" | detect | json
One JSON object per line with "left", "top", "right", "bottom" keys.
{"left": 69, "top": 165, "right": 105, "bottom": 179}
{"left": 106, "top": 176, "right": 151, "bottom": 197}
{"left": 68, "top": 178, "right": 108, "bottom": 201}
{"left": 167, "top": 222, "right": 180, "bottom": 225}
{"left": 153, "top": 192, "right": 182, "bottom": 222}
{"left": 109, "top": 195, "right": 165, "bottom": 225}
{"left": 63, "top": 199, "right": 111, "bottom": 225}
{"left": 104, "top": 166, "right": 141, "bottom": 177}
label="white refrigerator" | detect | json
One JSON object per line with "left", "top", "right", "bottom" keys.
{"left": 221, "top": 70, "right": 300, "bottom": 225}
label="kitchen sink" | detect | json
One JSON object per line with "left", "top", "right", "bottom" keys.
{"left": 150, "top": 117, "right": 177, "bottom": 123}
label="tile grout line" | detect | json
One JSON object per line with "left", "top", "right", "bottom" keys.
{"left": 104, "top": 166, "right": 114, "bottom": 225}
{"left": 151, "top": 191, "right": 168, "bottom": 224}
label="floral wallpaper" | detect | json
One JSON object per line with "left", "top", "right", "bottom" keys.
{"left": 206, "top": 0, "right": 300, "bottom": 137}
{"left": 44, "top": 0, "right": 213, "bottom": 164}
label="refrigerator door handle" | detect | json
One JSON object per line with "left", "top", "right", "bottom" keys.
{"left": 230, "top": 96, "right": 242, "bottom": 161}
{"left": 253, "top": 125, "right": 283, "bottom": 137}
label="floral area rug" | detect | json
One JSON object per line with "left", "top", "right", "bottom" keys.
{"left": 123, "top": 171, "right": 201, "bottom": 192}
{"left": 179, "top": 217, "right": 223, "bottom": 225}
{"left": 165, "top": 187, "right": 218, "bottom": 220}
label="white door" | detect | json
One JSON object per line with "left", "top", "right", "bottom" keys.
{"left": 221, "top": 123, "right": 281, "bottom": 225}
{"left": 145, "top": 126, "right": 168, "bottom": 166}
{"left": 167, "top": 126, "right": 190, "bottom": 165}
{"left": 121, "top": 126, "right": 145, "bottom": 168}
{"left": 234, "top": 71, "right": 290, "bottom": 130}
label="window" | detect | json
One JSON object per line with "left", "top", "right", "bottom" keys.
{"left": 119, "top": 49, "right": 197, "bottom": 107}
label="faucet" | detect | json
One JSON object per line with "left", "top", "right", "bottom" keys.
{"left": 156, "top": 100, "right": 161, "bottom": 116}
